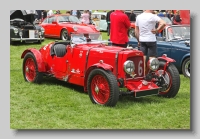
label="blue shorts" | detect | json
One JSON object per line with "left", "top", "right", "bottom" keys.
{"left": 140, "top": 42, "right": 157, "bottom": 57}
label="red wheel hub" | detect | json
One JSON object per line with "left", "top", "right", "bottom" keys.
{"left": 91, "top": 75, "right": 110, "bottom": 104}
{"left": 24, "top": 58, "right": 36, "bottom": 82}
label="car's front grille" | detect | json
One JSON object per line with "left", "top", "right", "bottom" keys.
{"left": 23, "top": 30, "right": 30, "bottom": 38}
{"left": 126, "top": 56, "right": 144, "bottom": 78}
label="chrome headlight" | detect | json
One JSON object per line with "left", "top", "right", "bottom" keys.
{"left": 124, "top": 60, "right": 135, "bottom": 74}
{"left": 73, "top": 26, "right": 78, "bottom": 31}
{"left": 147, "top": 58, "right": 159, "bottom": 71}
{"left": 13, "top": 28, "right": 18, "bottom": 34}
{"left": 41, "top": 27, "right": 45, "bottom": 33}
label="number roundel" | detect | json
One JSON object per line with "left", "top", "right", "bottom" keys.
{"left": 138, "top": 60, "right": 143, "bottom": 76}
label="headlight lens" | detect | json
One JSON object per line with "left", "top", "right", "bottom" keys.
{"left": 73, "top": 26, "right": 78, "bottom": 31}
{"left": 13, "top": 28, "right": 18, "bottom": 34}
{"left": 147, "top": 58, "right": 159, "bottom": 71}
{"left": 41, "top": 27, "right": 45, "bottom": 33}
{"left": 124, "top": 60, "right": 135, "bottom": 74}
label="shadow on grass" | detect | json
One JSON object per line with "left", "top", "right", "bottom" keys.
{"left": 42, "top": 76, "right": 86, "bottom": 95}
{"left": 118, "top": 94, "right": 166, "bottom": 106}
{"left": 37, "top": 76, "right": 167, "bottom": 107}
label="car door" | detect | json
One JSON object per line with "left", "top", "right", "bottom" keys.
{"left": 157, "top": 41, "right": 172, "bottom": 58}
{"left": 47, "top": 16, "right": 57, "bottom": 37}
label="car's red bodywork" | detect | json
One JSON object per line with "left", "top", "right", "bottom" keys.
{"left": 21, "top": 33, "right": 180, "bottom": 107}
{"left": 39, "top": 14, "right": 99, "bottom": 40}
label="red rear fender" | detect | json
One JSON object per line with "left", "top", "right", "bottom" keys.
{"left": 21, "top": 49, "right": 46, "bottom": 72}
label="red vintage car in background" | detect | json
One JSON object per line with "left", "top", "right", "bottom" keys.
{"left": 39, "top": 14, "right": 100, "bottom": 41}
{"left": 21, "top": 32, "right": 180, "bottom": 107}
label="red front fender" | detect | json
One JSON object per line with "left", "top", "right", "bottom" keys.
{"left": 157, "top": 54, "right": 176, "bottom": 71}
{"left": 21, "top": 49, "right": 46, "bottom": 72}
{"left": 157, "top": 54, "right": 176, "bottom": 63}
{"left": 92, "top": 63, "right": 113, "bottom": 72}
{"left": 84, "top": 63, "right": 113, "bottom": 92}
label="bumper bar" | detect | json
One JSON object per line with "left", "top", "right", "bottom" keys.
{"left": 124, "top": 79, "right": 161, "bottom": 98}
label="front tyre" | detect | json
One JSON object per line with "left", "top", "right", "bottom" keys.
{"left": 87, "top": 69, "right": 119, "bottom": 107}
{"left": 157, "top": 61, "right": 180, "bottom": 98}
{"left": 23, "top": 52, "right": 43, "bottom": 84}
{"left": 182, "top": 57, "right": 190, "bottom": 78}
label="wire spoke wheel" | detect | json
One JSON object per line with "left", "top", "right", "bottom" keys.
{"left": 24, "top": 58, "right": 36, "bottom": 82}
{"left": 87, "top": 69, "right": 119, "bottom": 107}
{"left": 23, "top": 52, "right": 43, "bottom": 84}
{"left": 91, "top": 75, "right": 110, "bottom": 104}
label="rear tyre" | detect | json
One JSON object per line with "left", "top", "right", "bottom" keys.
{"left": 87, "top": 69, "right": 119, "bottom": 107}
{"left": 23, "top": 52, "right": 43, "bottom": 84}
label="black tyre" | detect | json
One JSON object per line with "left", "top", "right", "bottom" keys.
{"left": 37, "top": 40, "right": 42, "bottom": 44}
{"left": 23, "top": 52, "right": 43, "bottom": 84}
{"left": 60, "top": 29, "right": 69, "bottom": 41}
{"left": 182, "top": 57, "right": 190, "bottom": 78}
{"left": 128, "top": 28, "right": 135, "bottom": 38}
{"left": 157, "top": 61, "right": 180, "bottom": 98}
{"left": 87, "top": 69, "right": 119, "bottom": 107}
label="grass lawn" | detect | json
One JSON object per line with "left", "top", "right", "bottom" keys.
{"left": 10, "top": 32, "right": 190, "bottom": 129}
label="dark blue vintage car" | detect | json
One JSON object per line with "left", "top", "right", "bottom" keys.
{"left": 128, "top": 25, "right": 190, "bottom": 78}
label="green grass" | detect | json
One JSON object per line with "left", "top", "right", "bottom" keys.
{"left": 10, "top": 32, "right": 190, "bottom": 129}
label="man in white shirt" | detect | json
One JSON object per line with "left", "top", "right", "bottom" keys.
{"left": 135, "top": 10, "right": 166, "bottom": 73}
{"left": 47, "top": 10, "right": 54, "bottom": 16}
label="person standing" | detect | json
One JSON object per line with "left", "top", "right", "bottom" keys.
{"left": 35, "top": 10, "right": 42, "bottom": 21}
{"left": 71, "top": 10, "right": 81, "bottom": 19}
{"left": 47, "top": 10, "right": 54, "bottom": 16}
{"left": 66, "top": 10, "right": 71, "bottom": 16}
{"left": 110, "top": 10, "right": 131, "bottom": 48}
{"left": 106, "top": 10, "right": 114, "bottom": 36}
{"left": 41, "top": 10, "right": 47, "bottom": 21}
{"left": 129, "top": 10, "right": 136, "bottom": 22}
{"left": 135, "top": 10, "right": 166, "bottom": 73}
{"left": 81, "top": 10, "right": 90, "bottom": 24}
{"left": 173, "top": 10, "right": 182, "bottom": 24}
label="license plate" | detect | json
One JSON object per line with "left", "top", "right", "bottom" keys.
{"left": 29, "top": 30, "right": 35, "bottom": 38}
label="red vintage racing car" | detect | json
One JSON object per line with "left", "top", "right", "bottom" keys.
{"left": 21, "top": 32, "right": 180, "bottom": 107}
